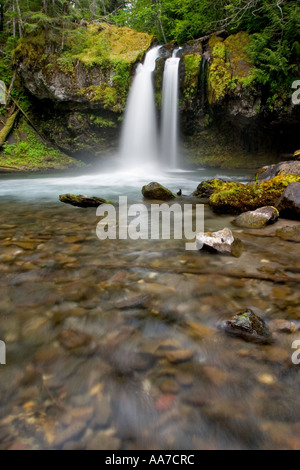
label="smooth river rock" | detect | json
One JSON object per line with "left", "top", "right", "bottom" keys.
{"left": 142, "top": 182, "right": 176, "bottom": 201}
{"left": 234, "top": 206, "right": 279, "bottom": 228}
{"left": 196, "top": 227, "right": 242, "bottom": 256}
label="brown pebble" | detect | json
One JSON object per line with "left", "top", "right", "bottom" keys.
{"left": 59, "top": 330, "right": 91, "bottom": 350}
{"left": 166, "top": 349, "right": 195, "bottom": 364}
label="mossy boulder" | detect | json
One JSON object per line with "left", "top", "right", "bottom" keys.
{"left": 142, "top": 182, "right": 176, "bottom": 201}
{"left": 233, "top": 206, "right": 279, "bottom": 229}
{"left": 209, "top": 175, "right": 300, "bottom": 214}
{"left": 221, "top": 310, "right": 273, "bottom": 344}
{"left": 257, "top": 161, "right": 300, "bottom": 181}
{"left": 59, "top": 194, "right": 114, "bottom": 208}
{"left": 276, "top": 182, "right": 300, "bottom": 220}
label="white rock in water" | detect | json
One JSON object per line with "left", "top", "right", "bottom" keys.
{"left": 196, "top": 227, "right": 238, "bottom": 255}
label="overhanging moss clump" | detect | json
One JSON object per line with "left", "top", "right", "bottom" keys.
{"left": 209, "top": 174, "right": 300, "bottom": 214}
{"left": 183, "top": 53, "right": 202, "bottom": 106}
{"left": 207, "top": 32, "right": 255, "bottom": 104}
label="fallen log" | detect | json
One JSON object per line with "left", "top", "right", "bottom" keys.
{"left": 0, "top": 110, "right": 19, "bottom": 147}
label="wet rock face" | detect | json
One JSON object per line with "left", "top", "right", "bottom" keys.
{"left": 257, "top": 161, "right": 300, "bottom": 181}
{"left": 142, "top": 182, "right": 176, "bottom": 201}
{"left": 221, "top": 310, "right": 273, "bottom": 344}
{"left": 196, "top": 227, "right": 242, "bottom": 257}
{"left": 276, "top": 182, "right": 300, "bottom": 220}
{"left": 233, "top": 206, "right": 279, "bottom": 229}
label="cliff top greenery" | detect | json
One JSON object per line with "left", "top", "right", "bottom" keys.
{"left": 0, "top": 0, "right": 299, "bottom": 108}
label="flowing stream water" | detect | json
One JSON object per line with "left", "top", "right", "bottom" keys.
{"left": 0, "top": 166, "right": 299, "bottom": 450}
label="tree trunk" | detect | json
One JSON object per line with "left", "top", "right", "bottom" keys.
{"left": 12, "top": 1, "right": 16, "bottom": 38}
{"left": 15, "top": 0, "right": 23, "bottom": 37}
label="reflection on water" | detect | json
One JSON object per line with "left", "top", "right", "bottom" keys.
{"left": 0, "top": 169, "right": 299, "bottom": 450}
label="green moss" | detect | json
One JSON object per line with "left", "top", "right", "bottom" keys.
{"left": 209, "top": 174, "right": 300, "bottom": 214}
{"left": 183, "top": 53, "right": 202, "bottom": 103}
{"left": 112, "top": 61, "right": 131, "bottom": 106}
{"left": 0, "top": 119, "right": 83, "bottom": 171}
{"left": 208, "top": 42, "right": 231, "bottom": 102}
{"left": 78, "top": 85, "right": 120, "bottom": 111}
{"left": 89, "top": 115, "right": 115, "bottom": 128}
{"left": 13, "top": 31, "right": 46, "bottom": 65}
{"left": 193, "top": 178, "right": 244, "bottom": 198}
{"left": 68, "top": 23, "right": 153, "bottom": 67}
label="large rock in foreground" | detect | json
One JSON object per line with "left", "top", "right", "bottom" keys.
{"left": 196, "top": 227, "right": 242, "bottom": 257}
{"left": 221, "top": 310, "right": 273, "bottom": 344}
{"left": 233, "top": 206, "right": 279, "bottom": 228}
{"left": 257, "top": 161, "right": 300, "bottom": 181}
{"left": 142, "top": 182, "right": 176, "bottom": 201}
{"left": 276, "top": 182, "right": 300, "bottom": 220}
{"left": 59, "top": 194, "right": 114, "bottom": 208}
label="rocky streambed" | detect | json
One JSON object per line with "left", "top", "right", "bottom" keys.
{"left": 0, "top": 196, "right": 299, "bottom": 450}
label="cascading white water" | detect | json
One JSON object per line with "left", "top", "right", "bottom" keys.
{"left": 161, "top": 50, "right": 181, "bottom": 169}
{"left": 120, "top": 46, "right": 161, "bottom": 170}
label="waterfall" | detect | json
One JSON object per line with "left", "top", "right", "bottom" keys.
{"left": 161, "top": 49, "right": 181, "bottom": 169}
{"left": 119, "top": 46, "right": 161, "bottom": 170}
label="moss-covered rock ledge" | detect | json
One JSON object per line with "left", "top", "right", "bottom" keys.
{"left": 194, "top": 175, "right": 300, "bottom": 214}
{"left": 15, "top": 23, "right": 153, "bottom": 113}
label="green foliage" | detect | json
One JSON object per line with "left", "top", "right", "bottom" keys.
{"left": 89, "top": 115, "right": 115, "bottom": 128}
{"left": 1, "top": 120, "right": 82, "bottom": 170}
{"left": 112, "top": 61, "right": 131, "bottom": 105}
